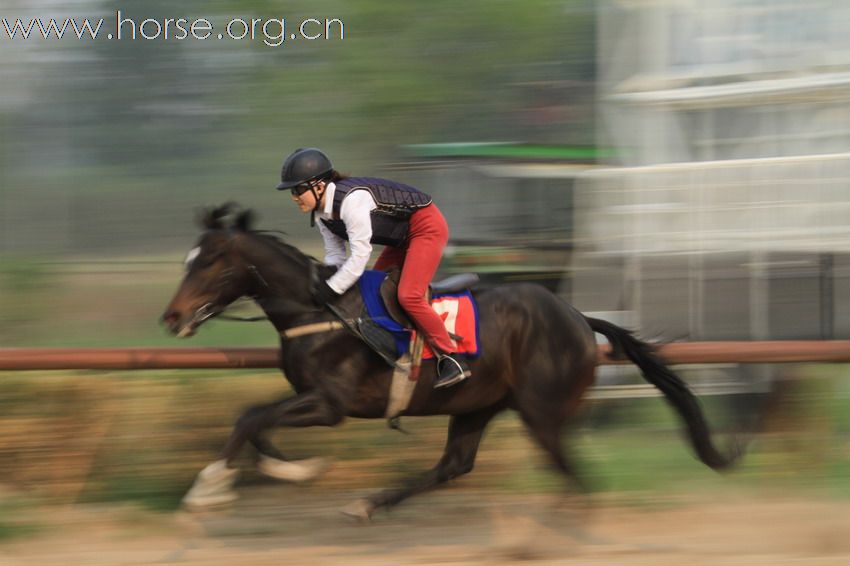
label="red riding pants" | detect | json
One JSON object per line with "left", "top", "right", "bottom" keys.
{"left": 372, "top": 204, "right": 456, "bottom": 354}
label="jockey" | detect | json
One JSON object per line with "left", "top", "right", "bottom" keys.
{"left": 276, "top": 147, "right": 472, "bottom": 389}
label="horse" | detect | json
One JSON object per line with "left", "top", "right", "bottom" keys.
{"left": 161, "top": 203, "right": 739, "bottom": 518}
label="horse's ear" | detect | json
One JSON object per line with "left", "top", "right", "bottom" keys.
{"left": 198, "top": 203, "right": 236, "bottom": 230}
{"left": 198, "top": 207, "right": 220, "bottom": 230}
{"left": 235, "top": 209, "right": 255, "bottom": 232}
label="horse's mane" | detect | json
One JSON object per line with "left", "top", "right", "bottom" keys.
{"left": 199, "top": 202, "right": 253, "bottom": 231}
{"left": 198, "top": 202, "right": 319, "bottom": 268}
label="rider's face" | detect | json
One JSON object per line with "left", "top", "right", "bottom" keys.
{"left": 291, "top": 181, "right": 324, "bottom": 213}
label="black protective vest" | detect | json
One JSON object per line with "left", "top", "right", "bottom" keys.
{"left": 320, "top": 177, "right": 432, "bottom": 247}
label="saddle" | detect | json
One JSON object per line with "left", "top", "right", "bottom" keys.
{"left": 356, "top": 270, "right": 480, "bottom": 364}
{"left": 379, "top": 270, "right": 480, "bottom": 330}
{"left": 356, "top": 270, "right": 480, "bottom": 424}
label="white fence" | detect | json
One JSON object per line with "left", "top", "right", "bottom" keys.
{"left": 576, "top": 152, "right": 850, "bottom": 255}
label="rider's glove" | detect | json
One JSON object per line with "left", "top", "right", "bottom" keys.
{"left": 312, "top": 278, "right": 340, "bottom": 306}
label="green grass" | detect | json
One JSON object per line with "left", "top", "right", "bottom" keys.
{"left": 0, "top": 259, "right": 281, "bottom": 348}
{"left": 0, "top": 501, "right": 42, "bottom": 541}
{"left": 78, "top": 475, "right": 187, "bottom": 512}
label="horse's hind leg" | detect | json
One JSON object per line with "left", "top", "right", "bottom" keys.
{"left": 520, "top": 412, "right": 588, "bottom": 496}
{"left": 514, "top": 338, "right": 596, "bottom": 499}
{"left": 500, "top": 408, "right": 611, "bottom": 551}
{"left": 343, "top": 404, "right": 503, "bottom": 520}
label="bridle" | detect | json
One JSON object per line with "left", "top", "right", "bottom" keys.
{"left": 180, "top": 232, "right": 264, "bottom": 327}
{"left": 216, "top": 265, "right": 270, "bottom": 322}
{"left": 186, "top": 249, "right": 348, "bottom": 339}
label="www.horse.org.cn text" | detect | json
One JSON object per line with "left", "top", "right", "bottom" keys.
{"left": 1, "top": 11, "right": 345, "bottom": 47}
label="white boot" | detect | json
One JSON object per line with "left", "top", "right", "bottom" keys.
{"left": 257, "top": 455, "right": 331, "bottom": 483}
{"left": 182, "top": 460, "right": 239, "bottom": 510}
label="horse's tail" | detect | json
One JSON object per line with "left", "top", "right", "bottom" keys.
{"left": 584, "top": 316, "right": 741, "bottom": 471}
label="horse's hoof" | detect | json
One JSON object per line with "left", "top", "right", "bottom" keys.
{"left": 257, "top": 455, "right": 331, "bottom": 483}
{"left": 340, "top": 498, "right": 375, "bottom": 521}
{"left": 182, "top": 460, "right": 240, "bottom": 511}
{"left": 182, "top": 490, "right": 239, "bottom": 511}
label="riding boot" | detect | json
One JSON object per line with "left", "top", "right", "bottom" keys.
{"left": 434, "top": 353, "right": 472, "bottom": 389}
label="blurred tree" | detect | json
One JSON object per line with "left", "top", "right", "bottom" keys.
{"left": 2, "top": 0, "right": 596, "bottom": 253}
{"left": 214, "top": 0, "right": 596, "bottom": 162}
{"left": 16, "top": 0, "right": 595, "bottom": 179}
{"left": 68, "top": 0, "right": 229, "bottom": 175}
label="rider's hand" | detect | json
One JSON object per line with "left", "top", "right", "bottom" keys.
{"left": 312, "top": 279, "right": 340, "bottom": 306}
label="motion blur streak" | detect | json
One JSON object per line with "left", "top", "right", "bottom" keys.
{"left": 1, "top": 1, "right": 849, "bottom": 563}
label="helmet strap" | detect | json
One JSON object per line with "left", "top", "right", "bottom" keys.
{"left": 308, "top": 183, "right": 322, "bottom": 227}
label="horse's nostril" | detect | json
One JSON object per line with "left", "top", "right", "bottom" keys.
{"left": 162, "top": 311, "right": 179, "bottom": 326}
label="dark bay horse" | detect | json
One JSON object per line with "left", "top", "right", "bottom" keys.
{"left": 162, "top": 204, "right": 738, "bottom": 517}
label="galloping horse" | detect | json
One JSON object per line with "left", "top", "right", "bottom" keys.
{"left": 162, "top": 204, "right": 738, "bottom": 517}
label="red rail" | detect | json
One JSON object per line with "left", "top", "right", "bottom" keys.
{"left": 2, "top": 341, "right": 850, "bottom": 371}
{"left": 0, "top": 348, "right": 280, "bottom": 371}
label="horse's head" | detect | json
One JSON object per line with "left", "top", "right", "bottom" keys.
{"left": 161, "top": 203, "right": 261, "bottom": 337}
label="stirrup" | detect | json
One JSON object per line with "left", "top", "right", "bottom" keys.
{"left": 435, "top": 354, "right": 471, "bottom": 389}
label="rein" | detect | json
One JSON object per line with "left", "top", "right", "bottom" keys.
{"left": 194, "top": 243, "right": 355, "bottom": 342}
{"left": 219, "top": 313, "right": 269, "bottom": 322}
{"left": 218, "top": 261, "right": 351, "bottom": 340}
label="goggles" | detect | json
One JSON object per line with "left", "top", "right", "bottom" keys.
{"left": 290, "top": 182, "right": 314, "bottom": 197}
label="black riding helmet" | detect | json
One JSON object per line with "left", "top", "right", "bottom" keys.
{"left": 275, "top": 148, "right": 333, "bottom": 190}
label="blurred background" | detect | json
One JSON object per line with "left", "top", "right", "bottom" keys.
{"left": 1, "top": 0, "right": 850, "bottom": 558}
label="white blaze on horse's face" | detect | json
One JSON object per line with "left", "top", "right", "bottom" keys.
{"left": 162, "top": 243, "right": 222, "bottom": 337}
{"left": 184, "top": 246, "right": 201, "bottom": 271}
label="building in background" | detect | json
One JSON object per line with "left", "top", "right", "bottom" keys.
{"left": 575, "top": 0, "right": 850, "bottom": 341}
{"left": 393, "top": 143, "right": 602, "bottom": 292}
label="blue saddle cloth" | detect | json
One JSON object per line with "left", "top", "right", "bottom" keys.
{"left": 358, "top": 270, "right": 480, "bottom": 358}
{"left": 358, "top": 270, "right": 411, "bottom": 357}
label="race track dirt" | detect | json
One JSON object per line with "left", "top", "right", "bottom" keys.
{"left": 2, "top": 484, "right": 850, "bottom": 565}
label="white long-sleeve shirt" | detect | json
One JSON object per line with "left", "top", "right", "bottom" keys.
{"left": 315, "top": 182, "right": 377, "bottom": 294}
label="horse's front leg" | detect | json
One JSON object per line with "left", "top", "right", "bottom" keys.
{"left": 183, "top": 391, "right": 342, "bottom": 510}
